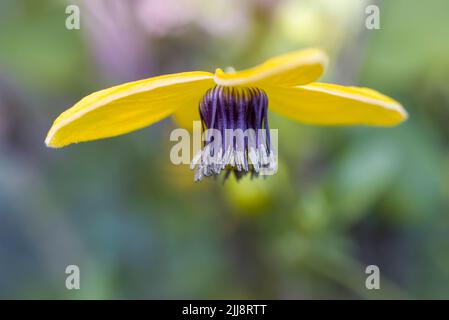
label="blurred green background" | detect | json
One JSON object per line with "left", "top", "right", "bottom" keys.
{"left": 0, "top": 0, "right": 448, "bottom": 299}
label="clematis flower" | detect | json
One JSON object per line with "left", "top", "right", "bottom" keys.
{"left": 45, "top": 48, "right": 407, "bottom": 181}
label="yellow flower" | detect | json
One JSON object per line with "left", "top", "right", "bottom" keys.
{"left": 45, "top": 48, "right": 407, "bottom": 181}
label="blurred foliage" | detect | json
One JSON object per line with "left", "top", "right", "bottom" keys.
{"left": 0, "top": 0, "right": 448, "bottom": 299}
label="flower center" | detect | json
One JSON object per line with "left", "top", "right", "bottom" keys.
{"left": 191, "top": 85, "right": 277, "bottom": 182}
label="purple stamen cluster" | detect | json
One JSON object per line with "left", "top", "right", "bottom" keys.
{"left": 191, "top": 85, "right": 276, "bottom": 181}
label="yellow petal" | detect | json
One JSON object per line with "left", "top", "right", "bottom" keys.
{"left": 214, "top": 48, "right": 328, "bottom": 87}
{"left": 172, "top": 102, "right": 201, "bottom": 130}
{"left": 267, "top": 82, "right": 408, "bottom": 126}
{"left": 45, "top": 71, "right": 214, "bottom": 148}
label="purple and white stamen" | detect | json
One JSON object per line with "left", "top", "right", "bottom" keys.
{"left": 191, "top": 86, "right": 277, "bottom": 182}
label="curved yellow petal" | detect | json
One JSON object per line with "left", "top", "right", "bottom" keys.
{"left": 46, "top": 71, "right": 214, "bottom": 148}
{"left": 172, "top": 102, "right": 201, "bottom": 130}
{"left": 267, "top": 82, "right": 408, "bottom": 126}
{"left": 214, "top": 48, "right": 328, "bottom": 87}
